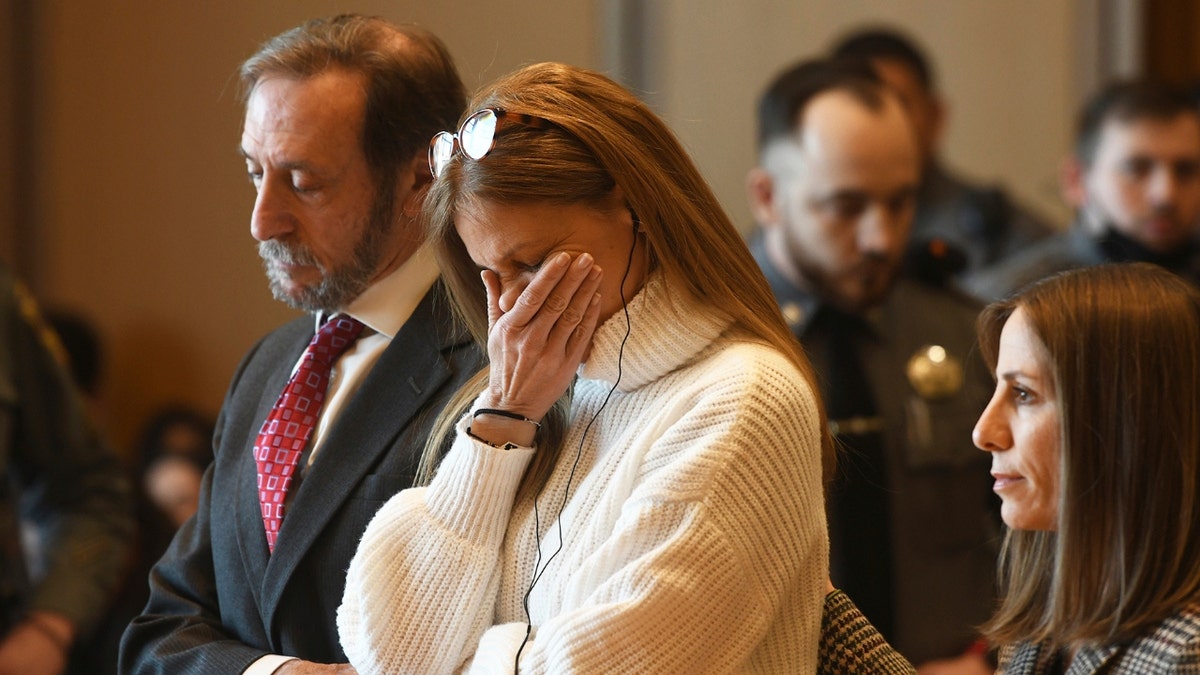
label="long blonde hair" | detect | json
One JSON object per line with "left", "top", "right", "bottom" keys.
{"left": 978, "top": 263, "right": 1200, "bottom": 649}
{"left": 417, "top": 62, "right": 833, "bottom": 498}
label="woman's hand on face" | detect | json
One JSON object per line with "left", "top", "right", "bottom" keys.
{"left": 480, "top": 251, "right": 603, "bottom": 425}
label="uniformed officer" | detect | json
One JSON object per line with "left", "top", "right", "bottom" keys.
{"left": 746, "top": 58, "right": 999, "bottom": 670}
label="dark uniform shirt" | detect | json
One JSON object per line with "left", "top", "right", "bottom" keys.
{"left": 966, "top": 219, "right": 1200, "bottom": 301}
{"left": 911, "top": 162, "right": 1057, "bottom": 290}
{"left": 751, "top": 233, "right": 1000, "bottom": 664}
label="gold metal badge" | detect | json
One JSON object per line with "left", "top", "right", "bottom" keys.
{"left": 780, "top": 301, "right": 804, "bottom": 330}
{"left": 905, "top": 344, "right": 963, "bottom": 400}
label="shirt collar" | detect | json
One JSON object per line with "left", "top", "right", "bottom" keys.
{"left": 316, "top": 244, "right": 440, "bottom": 339}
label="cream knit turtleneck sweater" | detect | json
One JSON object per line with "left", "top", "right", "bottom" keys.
{"left": 338, "top": 275, "right": 828, "bottom": 673}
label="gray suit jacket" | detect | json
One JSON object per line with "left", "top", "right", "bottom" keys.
{"left": 911, "top": 162, "right": 1055, "bottom": 288}
{"left": 119, "top": 285, "right": 483, "bottom": 673}
{"left": 999, "top": 603, "right": 1200, "bottom": 674}
{"left": 965, "top": 225, "right": 1105, "bottom": 302}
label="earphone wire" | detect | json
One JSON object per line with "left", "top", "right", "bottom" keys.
{"left": 513, "top": 218, "right": 639, "bottom": 672}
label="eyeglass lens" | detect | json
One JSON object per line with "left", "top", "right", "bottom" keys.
{"left": 429, "top": 132, "right": 455, "bottom": 178}
{"left": 460, "top": 110, "right": 499, "bottom": 160}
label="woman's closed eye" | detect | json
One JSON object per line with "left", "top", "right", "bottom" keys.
{"left": 514, "top": 258, "right": 545, "bottom": 274}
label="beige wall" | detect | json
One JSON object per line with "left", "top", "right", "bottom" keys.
{"left": 23, "top": 1, "right": 1079, "bottom": 454}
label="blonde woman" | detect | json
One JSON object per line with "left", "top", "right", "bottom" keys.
{"left": 335, "top": 62, "right": 831, "bottom": 673}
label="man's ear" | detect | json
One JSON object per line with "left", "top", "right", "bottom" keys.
{"left": 400, "top": 153, "right": 433, "bottom": 219}
{"left": 746, "top": 167, "right": 781, "bottom": 228}
{"left": 1060, "top": 155, "right": 1087, "bottom": 209}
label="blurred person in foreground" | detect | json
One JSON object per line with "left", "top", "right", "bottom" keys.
{"left": 119, "top": 15, "right": 481, "bottom": 674}
{"left": 0, "top": 262, "right": 132, "bottom": 675}
{"left": 336, "top": 62, "right": 830, "bottom": 673}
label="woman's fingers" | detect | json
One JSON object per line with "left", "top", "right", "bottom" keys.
{"left": 482, "top": 250, "right": 606, "bottom": 420}
{"left": 564, "top": 291, "right": 603, "bottom": 362}
{"left": 507, "top": 253, "right": 595, "bottom": 329}
{"left": 482, "top": 270, "right": 503, "bottom": 328}
{"left": 547, "top": 265, "right": 603, "bottom": 349}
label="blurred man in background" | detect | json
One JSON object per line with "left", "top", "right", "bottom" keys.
{"left": 969, "top": 79, "right": 1200, "bottom": 299}
{"left": 747, "top": 58, "right": 998, "bottom": 672}
{"left": 833, "top": 27, "right": 1056, "bottom": 290}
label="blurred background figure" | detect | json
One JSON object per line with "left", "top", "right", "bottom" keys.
{"left": 135, "top": 407, "right": 212, "bottom": 531}
{"left": 41, "top": 296, "right": 214, "bottom": 675}
{"left": 40, "top": 293, "right": 214, "bottom": 675}
{"left": 43, "top": 310, "right": 106, "bottom": 429}
{"left": 746, "top": 58, "right": 998, "bottom": 672}
{"left": 831, "top": 26, "right": 1056, "bottom": 289}
{"left": 969, "top": 79, "right": 1200, "bottom": 299}
{"left": 67, "top": 406, "right": 213, "bottom": 675}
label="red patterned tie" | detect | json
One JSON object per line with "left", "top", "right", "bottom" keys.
{"left": 254, "top": 315, "right": 365, "bottom": 553}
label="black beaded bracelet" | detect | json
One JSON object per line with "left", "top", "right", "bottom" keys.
{"left": 465, "top": 427, "right": 522, "bottom": 451}
{"left": 473, "top": 408, "right": 542, "bottom": 429}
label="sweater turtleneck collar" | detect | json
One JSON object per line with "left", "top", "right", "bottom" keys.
{"left": 579, "top": 273, "right": 733, "bottom": 392}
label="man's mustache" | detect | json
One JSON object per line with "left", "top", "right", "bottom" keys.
{"left": 1146, "top": 204, "right": 1183, "bottom": 225}
{"left": 259, "top": 240, "right": 320, "bottom": 268}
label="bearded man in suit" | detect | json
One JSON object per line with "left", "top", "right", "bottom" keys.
{"left": 120, "top": 15, "right": 481, "bottom": 674}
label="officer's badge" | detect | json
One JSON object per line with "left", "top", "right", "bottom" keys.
{"left": 780, "top": 301, "right": 805, "bottom": 330}
{"left": 905, "top": 344, "right": 963, "bottom": 400}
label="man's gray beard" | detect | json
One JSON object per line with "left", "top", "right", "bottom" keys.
{"left": 258, "top": 195, "right": 394, "bottom": 313}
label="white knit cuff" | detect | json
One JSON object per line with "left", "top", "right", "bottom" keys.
{"left": 463, "top": 622, "right": 534, "bottom": 674}
{"left": 425, "top": 416, "right": 534, "bottom": 549}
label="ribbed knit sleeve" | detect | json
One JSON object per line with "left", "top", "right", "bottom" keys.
{"left": 337, "top": 416, "right": 534, "bottom": 675}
